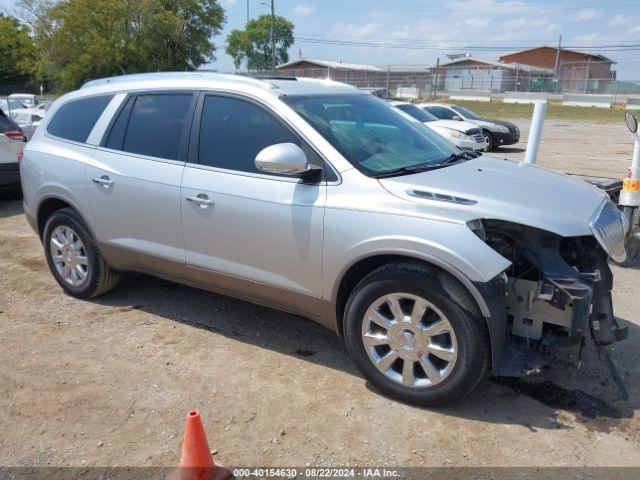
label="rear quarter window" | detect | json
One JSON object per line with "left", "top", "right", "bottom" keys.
{"left": 47, "top": 95, "right": 114, "bottom": 143}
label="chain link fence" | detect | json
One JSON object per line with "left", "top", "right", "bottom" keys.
{"left": 262, "top": 60, "right": 640, "bottom": 101}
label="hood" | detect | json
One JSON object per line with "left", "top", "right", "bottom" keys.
{"left": 427, "top": 119, "right": 479, "bottom": 133}
{"left": 379, "top": 155, "right": 608, "bottom": 237}
{"left": 471, "top": 118, "right": 518, "bottom": 132}
{"left": 481, "top": 118, "right": 517, "bottom": 128}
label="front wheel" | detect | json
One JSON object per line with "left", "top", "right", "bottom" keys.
{"left": 481, "top": 130, "right": 494, "bottom": 151}
{"left": 343, "top": 263, "right": 490, "bottom": 406}
{"left": 617, "top": 227, "right": 640, "bottom": 267}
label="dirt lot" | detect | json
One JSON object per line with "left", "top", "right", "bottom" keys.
{"left": 1, "top": 119, "right": 639, "bottom": 469}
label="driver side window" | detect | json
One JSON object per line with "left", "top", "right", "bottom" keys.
{"left": 198, "top": 95, "right": 302, "bottom": 175}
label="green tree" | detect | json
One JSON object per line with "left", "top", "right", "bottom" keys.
{"left": 0, "top": 14, "right": 38, "bottom": 85}
{"left": 226, "top": 14, "right": 294, "bottom": 71}
{"left": 16, "top": 0, "right": 226, "bottom": 92}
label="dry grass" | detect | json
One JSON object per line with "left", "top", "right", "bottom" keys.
{"left": 437, "top": 99, "right": 629, "bottom": 123}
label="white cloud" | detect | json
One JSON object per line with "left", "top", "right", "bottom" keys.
{"left": 328, "top": 22, "right": 384, "bottom": 39}
{"left": 448, "top": 0, "right": 531, "bottom": 16}
{"left": 293, "top": 4, "right": 316, "bottom": 17}
{"left": 465, "top": 17, "right": 491, "bottom": 28}
{"left": 575, "top": 8, "right": 601, "bottom": 22}
{"left": 610, "top": 14, "right": 633, "bottom": 27}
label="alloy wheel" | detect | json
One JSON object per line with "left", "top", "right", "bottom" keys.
{"left": 50, "top": 226, "right": 89, "bottom": 287}
{"left": 361, "top": 293, "right": 458, "bottom": 389}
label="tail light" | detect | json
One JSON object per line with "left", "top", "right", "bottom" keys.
{"left": 17, "top": 147, "right": 24, "bottom": 163}
{"left": 4, "top": 131, "right": 27, "bottom": 142}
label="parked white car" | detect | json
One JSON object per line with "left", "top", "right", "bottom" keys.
{"left": 389, "top": 101, "right": 488, "bottom": 151}
{"left": 8, "top": 93, "right": 40, "bottom": 108}
{"left": 11, "top": 110, "right": 45, "bottom": 140}
{"left": 0, "top": 98, "right": 26, "bottom": 114}
{"left": 419, "top": 103, "right": 520, "bottom": 151}
{"left": 0, "top": 108, "right": 26, "bottom": 190}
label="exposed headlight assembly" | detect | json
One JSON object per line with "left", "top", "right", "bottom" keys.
{"left": 447, "top": 128, "right": 468, "bottom": 139}
{"left": 589, "top": 199, "right": 627, "bottom": 263}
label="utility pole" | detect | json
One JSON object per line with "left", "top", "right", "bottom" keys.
{"left": 270, "top": 0, "right": 276, "bottom": 70}
{"left": 247, "top": 0, "right": 250, "bottom": 24}
{"left": 554, "top": 35, "right": 562, "bottom": 76}
{"left": 433, "top": 57, "right": 440, "bottom": 98}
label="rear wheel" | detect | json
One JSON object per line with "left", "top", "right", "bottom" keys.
{"left": 43, "top": 208, "right": 120, "bottom": 298}
{"left": 343, "top": 263, "right": 490, "bottom": 406}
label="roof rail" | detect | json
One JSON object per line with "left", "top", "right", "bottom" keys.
{"left": 251, "top": 75, "right": 298, "bottom": 81}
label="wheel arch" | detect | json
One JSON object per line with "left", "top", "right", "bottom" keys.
{"left": 333, "top": 253, "right": 491, "bottom": 337}
{"left": 36, "top": 195, "right": 90, "bottom": 240}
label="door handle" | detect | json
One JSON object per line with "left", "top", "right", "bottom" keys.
{"left": 92, "top": 175, "right": 114, "bottom": 187}
{"left": 186, "top": 194, "right": 214, "bottom": 208}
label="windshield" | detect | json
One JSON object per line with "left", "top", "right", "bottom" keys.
{"left": 283, "top": 94, "right": 458, "bottom": 177}
{"left": 452, "top": 105, "right": 481, "bottom": 120}
{"left": 395, "top": 103, "right": 437, "bottom": 123}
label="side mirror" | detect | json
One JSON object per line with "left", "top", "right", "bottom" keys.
{"left": 255, "top": 143, "right": 317, "bottom": 176}
{"left": 452, "top": 115, "right": 463, "bottom": 121}
{"left": 625, "top": 111, "right": 638, "bottom": 133}
{"left": 31, "top": 114, "right": 42, "bottom": 123}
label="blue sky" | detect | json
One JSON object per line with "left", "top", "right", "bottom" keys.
{"left": 3, "top": 0, "right": 640, "bottom": 79}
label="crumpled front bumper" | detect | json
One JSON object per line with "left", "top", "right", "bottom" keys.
{"left": 475, "top": 221, "right": 628, "bottom": 377}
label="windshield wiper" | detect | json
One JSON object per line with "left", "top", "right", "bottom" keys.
{"left": 373, "top": 162, "right": 449, "bottom": 178}
{"left": 373, "top": 150, "right": 479, "bottom": 179}
{"left": 442, "top": 150, "right": 481, "bottom": 164}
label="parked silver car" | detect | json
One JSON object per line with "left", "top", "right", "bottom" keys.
{"left": 20, "top": 73, "right": 628, "bottom": 405}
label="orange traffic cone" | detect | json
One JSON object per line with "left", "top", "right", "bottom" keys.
{"left": 167, "top": 410, "right": 231, "bottom": 480}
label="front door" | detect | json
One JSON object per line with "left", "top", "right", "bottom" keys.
{"left": 180, "top": 94, "right": 326, "bottom": 299}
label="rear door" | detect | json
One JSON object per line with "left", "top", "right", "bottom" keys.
{"left": 180, "top": 93, "right": 327, "bottom": 298}
{"left": 85, "top": 92, "right": 197, "bottom": 265}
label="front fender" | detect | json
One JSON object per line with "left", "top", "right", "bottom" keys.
{"left": 323, "top": 207, "right": 511, "bottom": 301}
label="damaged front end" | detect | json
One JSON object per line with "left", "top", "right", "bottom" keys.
{"left": 471, "top": 200, "right": 629, "bottom": 396}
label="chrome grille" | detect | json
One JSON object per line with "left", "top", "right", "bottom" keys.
{"left": 589, "top": 200, "right": 627, "bottom": 263}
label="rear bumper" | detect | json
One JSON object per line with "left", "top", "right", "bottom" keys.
{"left": 0, "top": 162, "right": 20, "bottom": 188}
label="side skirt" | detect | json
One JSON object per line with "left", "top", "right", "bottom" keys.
{"left": 99, "top": 243, "right": 338, "bottom": 333}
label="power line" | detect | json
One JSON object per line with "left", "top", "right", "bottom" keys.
{"left": 295, "top": 32, "right": 640, "bottom": 48}
{"left": 294, "top": 36, "right": 640, "bottom": 53}
{"left": 280, "top": 1, "right": 640, "bottom": 13}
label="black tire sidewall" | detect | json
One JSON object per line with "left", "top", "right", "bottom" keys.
{"left": 43, "top": 210, "right": 102, "bottom": 298}
{"left": 483, "top": 130, "right": 494, "bottom": 151}
{"left": 344, "top": 271, "right": 487, "bottom": 406}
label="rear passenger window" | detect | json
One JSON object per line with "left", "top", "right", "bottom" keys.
{"left": 198, "top": 96, "right": 302, "bottom": 174}
{"left": 120, "top": 94, "right": 193, "bottom": 160}
{"left": 47, "top": 95, "right": 114, "bottom": 143}
{"left": 105, "top": 96, "right": 135, "bottom": 150}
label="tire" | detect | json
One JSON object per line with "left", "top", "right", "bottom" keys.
{"left": 343, "top": 262, "right": 490, "bottom": 406}
{"left": 43, "top": 207, "right": 120, "bottom": 298}
{"left": 482, "top": 130, "right": 494, "bottom": 151}
{"left": 617, "top": 228, "right": 640, "bottom": 267}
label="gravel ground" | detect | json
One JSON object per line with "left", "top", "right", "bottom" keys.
{"left": 1, "top": 119, "right": 639, "bottom": 469}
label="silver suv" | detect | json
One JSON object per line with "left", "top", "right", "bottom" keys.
{"left": 20, "top": 73, "right": 628, "bottom": 405}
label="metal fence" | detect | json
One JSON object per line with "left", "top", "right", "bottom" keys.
{"left": 265, "top": 61, "right": 640, "bottom": 100}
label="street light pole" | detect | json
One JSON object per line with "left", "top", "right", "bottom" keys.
{"left": 270, "top": 0, "right": 276, "bottom": 70}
